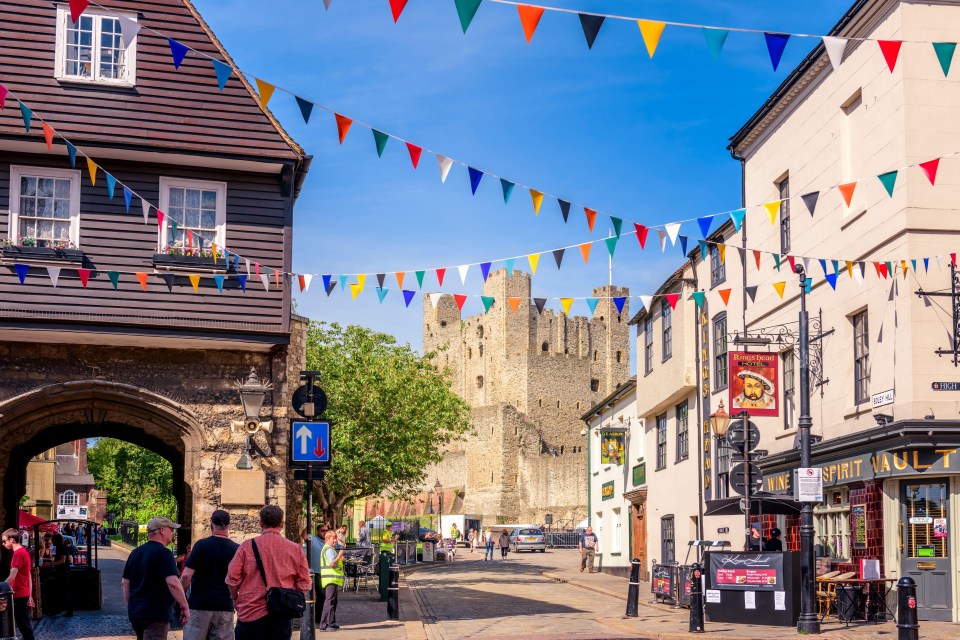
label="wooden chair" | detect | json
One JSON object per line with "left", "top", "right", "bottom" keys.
{"left": 817, "top": 571, "right": 851, "bottom": 619}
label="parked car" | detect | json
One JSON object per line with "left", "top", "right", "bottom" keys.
{"left": 509, "top": 527, "right": 546, "bottom": 553}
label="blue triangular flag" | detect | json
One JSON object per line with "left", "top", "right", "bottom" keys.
{"left": 578, "top": 14, "right": 605, "bottom": 50}
{"left": 468, "top": 167, "right": 484, "bottom": 195}
{"left": 480, "top": 262, "right": 491, "bottom": 281}
{"left": 729, "top": 208, "right": 746, "bottom": 232}
{"left": 123, "top": 186, "right": 133, "bottom": 213}
{"left": 338, "top": 274, "right": 348, "bottom": 291}
{"left": 376, "top": 287, "right": 388, "bottom": 303}
{"left": 697, "top": 216, "right": 714, "bottom": 239}
{"left": 805, "top": 277, "right": 813, "bottom": 294}
{"left": 819, "top": 259, "right": 828, "bottom": 276}
{"left": 698, "top": 240, "right": 708, "bottom": 259}
{"left": 678, "top": 235, "right": 688, "bottom": 256}
{"left": 105, "top": 173, "right": 116, "bottom": 200}
{"left": 924, "top": 257, "right": 930, "bottom": 272}
{"left": 504, "top": 258, "right": 515, "bottom": 274}
{"left": 234, "top": 253, "right": 239, "bottom": 270}
{"left": 764, "top": 33, "right": 790, "bottom": 71}
{"left": 168, "top": 38, "right": 190, "bottom": 69}
{"left": 213, "top": 275, "right": 224, "bottom": 293}
{"left": 212, "top": 59, "right": 232, "bottom": 91}
{"left": 825, "top": 272, "right": 838, "bottom": 290}
{"left": 322, "top": 274, "right": 332, "bottom": 292}
{"left": 911, "top": 259, "right": 917, "bottom": 273}
{"left": 703, "top": 28, "right": 729, "bottom": 61}
{"left": 832, "top": 260, "right": 840, "bottom": 275}
{"left": 14, "top": 264, "right": 28, "bottom": 284}
{"left": 500, "top": 178, "right": 514, "bottom": 203}
{"left": 237, "top": 274, "right": 248, "bottom": 292}
{"left": 296, "top": 96, "right": 314, "bottom": 124}
{"left": 558, "top": 200, "right": 571, "bottom": 223}
{"left": 19, "top": 103, "right": 32, "bottom": 132}
{"left": 586, "top": 298, "right": 599, "bottom": 315}
{"left": 613, "top": 297, "right": 626, "bottom": 314}
{"left": 66, "top": 142, "right": 77, "bottom": 167}
{"left": 403, "top": 289, "right": 416, "bottom": 307}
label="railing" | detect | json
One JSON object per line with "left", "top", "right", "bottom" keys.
{"left": 545, "top": 532, "right": 581, "bottom": 548}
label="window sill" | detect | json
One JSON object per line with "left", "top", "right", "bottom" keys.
{"left": 675, "top": 455, "right": 689, "bottom": 464}
{"left": 776, "top": 429, "right": 797, "bottom": 441}
{"left": 662, "top": 356, "right": 673, "bottom": 364}
{"left": 843, "top": 404, "right": 872, "bottom": 420}
{"left": 840, "top": 208, "right": 868, "bottom": 231}
{"left": 655, "top": 465, "right": 666, "bottom": 472}
{"left": 153, "top": 253, "right": 230, "bottom": 274}
{"left": 2, "top": 246, "right": 84, "bottom": 267}
{"left": 56, "top": 76, "right": 136, "bottom": 90}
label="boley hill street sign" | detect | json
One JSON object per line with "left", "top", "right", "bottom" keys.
{"left": 763, "top": 446, "right": 960, "bottom": 494}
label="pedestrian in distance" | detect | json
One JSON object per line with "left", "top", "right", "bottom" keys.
{"left": 578, "top": 526, "right": 599, "bottom": 574}
{"left": 356, "top": 521, "right": 371, "bottom": 550}
{"left": 180, "top": 510, "right": 239, "bottom": 640}
{"left": 122, "top": 516, "right": 190, "bottom": 640}
{"left": 498, "top": 530, "right": 510, "bottom": 560}
{"left": 50, "top": 533, "right": 74, "bottom": 617}
{"left": 2, "top": 528, "right": 35, "bottom": 640}
{"left": 763, "top": 527, "right": 784, "bottom": 552}
{"left": 308, "top": 524, "right": 327, "bottom": 624}
{"left": 336, "top": 526, "right": 347, "bottom": 550}
{"left": 318, "top": 529, "right": 344, "bottom": 632}
{"left": 467, "top": 528, "right": 476, "bottom": 554}
{"left": 747, "top": 523, "right": 763, "bottom": 551}
{"left": 225, "top": 505, "right": 310, "bottom": 640}
{"left": 484, "top": 527, "right": 495, "bottom": 561}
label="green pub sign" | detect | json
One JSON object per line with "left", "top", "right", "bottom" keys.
{"left": 632, "top": 462, "right": 646, "bottom": 486}
{"left": 601, "top": 481, "right": 615, "bottom": 501}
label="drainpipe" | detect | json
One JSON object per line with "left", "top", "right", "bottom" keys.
{"left": 690, "top": 260, "right": 705, "bottom": 556}
{"left": 729, "top": 150, "right": 748, "bottom": 335}
{"left": 585, "top": 414, "right": 593, "bottom": 530}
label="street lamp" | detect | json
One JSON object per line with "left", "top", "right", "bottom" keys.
{"left": 708, "top": 400, "right": 731, "bottom": 439}
{"left": 427, "top": 487, "right": 435, "bottom": 516}
{"left": 434, "top": 479, "right": 443, "bottom": 519}
{"left": 231, "top": 367, "right": 274, "bottom": 435}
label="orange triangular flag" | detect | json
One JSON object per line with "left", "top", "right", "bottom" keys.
{"left": 718, "top": 289, "right": 731, "bottom": 306}
{"left": 560, "top": 298, "right": 574, "bottom": 315}
{"left": 517, "top": 5, "right": 544, "bottom": 44}
{"left": 718, "top": 243, "right": 727, "bottom": 264}
{"left": 637, "top": 20, "right": 666, "bottom": 58}
{"left": 846, "top": 261, "right": 854, "bottom": 278}
{"left": 42, "top": 123, "right": 55, "bottom": 151}
{"left": 395, "top": 272, "right": 405, "bottom": 289}
{"left": 86, "top": 157, "right": 97, "bottom": 185}
{"left": 255, "top": 79, "right": 275, "bottom": 108}
{"left": 838, "top": 181, "right": 857, "bottom": 207}
{"left": 763, "top": 200, "right": 780, "bottom": 224}
{"left": 753, "top": 250, "right": 762, "bottom": 270}
{"left": 507, "top": 297, "right": 521, "bottom": 313}
{"left": 584, "top": 208, "right": 597, "bottom": 231}
{"left": 335, "top": 113, "right": 353, "bottom": 144}
{"left": 579, "top": 242, "right": 592, "bottom": 264}
{"left": 773, "top": 281, "right": 786, "bottom": 299}
{"left": 135, "top": 272, "right": 148, "bottom": 291}
{"left": 530, "top": 189, "right": 544, "bottom": 215}
{"left": 188, "top": 274, "right": 201, "bottom": 293}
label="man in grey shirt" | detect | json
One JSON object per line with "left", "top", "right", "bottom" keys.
{"left": 356, "top": 522, "right": 371, "bottom": 549}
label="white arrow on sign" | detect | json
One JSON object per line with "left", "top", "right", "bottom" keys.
{"left": 295, "top": 424, "right": 313, "bottom": 456}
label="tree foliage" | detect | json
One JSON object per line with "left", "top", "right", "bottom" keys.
{"left": 87, "top": 438, "right": 177, "bottom": 525}
{"left": 304, "top": 322, "right": 471, "bottom": 527}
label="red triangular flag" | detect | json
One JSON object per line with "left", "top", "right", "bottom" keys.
{"left": 517, "top": 5, "right": 545, "bottom": 44}
{"left": 136, "top": 272, "right": 149, "bottom": 291}
{"left": 919, "top": 158, "right": 940, "bottom": 185}
{"left": 952, "top": 253, "right": 958, "bottom": 267}
{"left": 42, "top": 123, "right": 55, "bottom": 151}
{"left": 878, "top": 262, "right": 889, "bottom": 279}
{"left": 334, "top": 113, "right": 353, "bottom": 144}
{"left": 453, "top": 294, "right": 467, "bottom": 311}
{"left": 389, "top": 0, "right": 409, "bottom": 22}
{"left": 436, "top": 268, "right": 446, "bottom": 287}
{"left": 584, "top": 208, "right": 597, "bottom": 232}
{"left": 406, "top": 142, "right": 422, "bottom": 169}
{"left": 787, "top": 256, "right": 796, "bottom": 273}
{"left": 77, "top": 268, "right": 91, "bottom": 288}
{"left": 753, "top": 250, "right": 762, "bottom": 270}
{"left": 298, "top": 274, "right": 306, "bottom": 292}
{"left": 157, "top": 210, "right": 165, "bottom": 227}
{"left": 718, "top": 289, "right": 732, "bottom": 306}
{"left": 878, "top": 40, "right": 902, "bottom": 73}
{"left": 665, "top": 293, "right": 680, "bottom": 309}
{"left": 69, "top": 0, "right": 89, "bottom": 24}
{"left": 634, "top": 223, "right": 648, "bottom": 249}
{"left": 838, "top": 181, "right": 857, "bottom": 207}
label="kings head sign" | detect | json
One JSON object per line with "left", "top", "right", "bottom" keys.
{"left": 729, "top": 352, "right": 779, "bottom": 417}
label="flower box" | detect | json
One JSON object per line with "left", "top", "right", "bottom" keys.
{"left": 152, "top": 253, "right": 229, "bottom": 272}
{"left": 1, "top": 245, "right": 84, "bottom": 265}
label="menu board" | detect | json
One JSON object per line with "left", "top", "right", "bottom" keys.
{"left": 709, "top": 552, "right": 785, "bottom": 591}
{"left": 851, "top": 504, "right": 867, "bottom": 549}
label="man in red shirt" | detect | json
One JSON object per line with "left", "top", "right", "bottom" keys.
{"left": 2, "top": 528, "right": 35, "bottom": 640}
{"left": 225, "top": 505, "right": 310, "bottom": 640}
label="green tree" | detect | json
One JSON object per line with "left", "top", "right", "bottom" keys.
{"left": 304, "top": 322, "right": 471, "bottom": 527}
{"left": 87, "top": 438, "right": 177, "bottom": 525}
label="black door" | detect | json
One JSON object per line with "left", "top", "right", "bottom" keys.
{"left": 901, "top": 480, "right": 952, "bottom": 621}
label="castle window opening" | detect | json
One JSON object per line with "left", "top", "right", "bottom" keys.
{"left": 590, "top": 379, "right": 599, "bottom": 392}
{"left": 565, "top": 348, "right": 569, "bottom": 354}
{"left": 479, "top": 344, "right": 484, "bottom": 357}
{"left": 515, "top": 425, "right": 518, "bottom": 435}
{"left": 440, "top": 321, "right": 447, "bottom": 328}
{"left": 477, "top": 325, "right": 484, "bottom": 338}
{"left": 468, "top": 347, "right": 472, "bottom": 359}
{"left": 616, "top": 350, "right": 622, "bottom": 363}
{"left": 477, "top": 375, "right": 484, "bottom": 389}
{"left": 542, "top": 342, "right": 549, "bottom": 352}
{"left": 560, "top": 445, "right": 565, "bottom": 455}
{"left": 556, "top": 400, "right": 561, "bottom": 408}
{"left": 593, "top": 350, "right": 598, "bottom": 361}
{"left": 577, "top": 402, "right": 581, "bottom": 410}
{"left": 600, "top": 316, "right": 604, "bottom": 323}
{"left": 490, "top": 471, "right": 494, "bottom": 482}
{"left": 539, "top": 399, "right": 543, "bottom": 408}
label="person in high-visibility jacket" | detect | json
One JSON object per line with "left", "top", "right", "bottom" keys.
{"left": 318, "top": 530, "right": 344, "bottom": 632}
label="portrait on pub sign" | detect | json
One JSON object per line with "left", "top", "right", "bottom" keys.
{"left": 728, "top": 351, "right": 779, "bottom": 417}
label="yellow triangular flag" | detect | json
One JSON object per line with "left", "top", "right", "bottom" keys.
{"left": 773, "top": 281, "right": 786, "bottom": 299}
{"left": 718, "top": 243, "right": 726, "bottom": 265}
{"left": 560, "top": 298, "right": 574, "bottom": 315}
{"left": 349, "top": 283, "right": 362, "bottom": 299}
{"left": 188, "top": 274, "right": 200, "bottom": 293}
{"left": 528, "top": 253, "right": 540, "bottom": 274}
{"left": 637, "top": 20, "right": 666, "bottom": 58}
{"left": 901, "top": 260, "right": 908, "bottom": 275}
{"left": 357, "top": 274, "right": 367, "bottom": 290}
{"left": 255, "top": 79, "right": 276, "bottom": 108}
{"left": 530, "top": 189, "right": 544, "bottom": 215}
{"left": 846, "top": 261, "right": 854, "bottom": 278}
{"left": 86, "top": 157, "right": 97, "bottom": 186}
{"left": 211, "top": 243, "right": 218, "bottom": 259}
{"left": 764, "top": 201, "right": 781, "bottom": 224}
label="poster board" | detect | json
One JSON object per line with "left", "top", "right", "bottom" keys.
{"left": 851, "top": 504, "right": 867, "bottom": 549}
{"left": 600, "top": 429, "right": 626, "bottom": 465}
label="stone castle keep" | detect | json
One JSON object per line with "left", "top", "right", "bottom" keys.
{"left": 422, "top": 269, "right": 630, "bottom": 525}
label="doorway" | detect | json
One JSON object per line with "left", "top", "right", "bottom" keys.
{"left": 630, "top": 500, "right": 647, "bottom": 579}
{"left": 901, "top": 479, "right": 952, "bottom": 621}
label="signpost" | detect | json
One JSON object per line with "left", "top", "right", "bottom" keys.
{"left": 726, "top": 414, "right": 762, "bottom": 551}
{"left": 291, "top": 421, "right": 331, "bottom": 466}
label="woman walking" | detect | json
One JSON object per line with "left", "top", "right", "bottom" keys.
{"left": 484, "top": 528, "right": 495, "bottom": 561}
{"left": 498, "top": 530, "right": 510, "bottom": 560}
{"left": 467, "top": 528, "right": 477, "bottom": 554}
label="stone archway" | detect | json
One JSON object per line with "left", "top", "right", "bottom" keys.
{"left": 0, "top": 380, "right": 206, "bottom": 550}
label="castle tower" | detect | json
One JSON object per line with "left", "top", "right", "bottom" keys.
{"left": 591, "top": 284, "right": 631, "bottom": 395}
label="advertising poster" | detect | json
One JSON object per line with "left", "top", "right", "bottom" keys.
{"left": 601, "top": 481, "right": 615, "bottom": 501}
{"left": 729, "top": 352, "right": 779, "bottom": 417}
{"left": 651, "top": 564, "right": 673, "bottom": 596}
{"left": 851, "top": 505, "right": 867, "bottom": 548}
{"left": 709, "top": 552, "right": 785, "bottom": 591}
{"left": 601, "top": 429, "right": 626, "bottom": 465}
{"left": 934, "top": 518, "right": 947, "bottom": 538}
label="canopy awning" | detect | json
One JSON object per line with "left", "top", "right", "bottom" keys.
{"left": 18, "top": 510, "right": 57, "bottom": 532}
{"left": 704, "top": 495, "right": 803, "bottom": 516}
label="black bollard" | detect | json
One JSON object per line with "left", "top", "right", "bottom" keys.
{"left": 625, "top": 557, "right": 641, "bottom": 617}
{"left": 387, "top": 561, "right": 400, "bottom": 620}
{"left": 896, "top": 576, "right": 919, "bottom": 640}
{"left": 688, "top": 563, "right": 705, "bottom": 633}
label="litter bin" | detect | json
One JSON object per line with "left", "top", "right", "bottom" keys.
{"left": 837, "top": 585, "right": 862, "bottom": 622}
{"left": 0, "top": 582, "right": 15, "bottom": 640}
{"left": 379, "top": 552, "right": 395, "bottom": 602}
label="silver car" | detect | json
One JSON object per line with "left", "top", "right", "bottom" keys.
{"left": 509, "top": 527, "right": 546, "bottom": 553}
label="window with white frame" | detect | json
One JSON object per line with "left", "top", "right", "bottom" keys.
{"left": 814, "top": 488, "right": 850, "bottom": 559}
{"left": 55, "top": 5, "right": 137, "bottom": 85}
{"left": 8, "top": 166, "right": 81, "bottom": 248}
{"left": 716, "top": 437, "right": 730, "bottom": 499}
{"left": 158, "top": 178, "right": 227, "bottom": 254}
{"left": 59, "top": 490, "right": 79, "bottom": 506}
{"left": 656, "top": 413, "right": 667, "bottom": 470}
{"left": 714, "top": 313, "right": 728, "bottom": 390}
{"left": 661, "top": 299, "right": 672, "bottom": 361}
{"left": 644, "top": 316, "right": 654, "bottom": 375}
{"left": 852, "top": 310, "right": 870, "bottom": 405}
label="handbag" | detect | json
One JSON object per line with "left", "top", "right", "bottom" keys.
{"left": 250, "top": 539, "right": 306, "bottom": 619}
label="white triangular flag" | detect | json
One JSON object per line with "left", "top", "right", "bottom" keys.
{"left": 936, "top": 255, "right": 943, "bottom": 269}
{"left": 665, "top": 222, "right": 681, "bottom": 246}
{"left": 260, "top": 274, "right": 270, "bottom": 290}
{"left": 117, "top": 15, "right": 142, "bottom": 49}
{"left": 302, "top": 273, "right": 313, "bottom": 293}
{"left": 429, "top": 292, "right": 443, "bottom": 309}
{"left": 458, "top": 264, "right": 469, "bottom": 285}
{"left": 657, "top": 229, "right": 667, "bottom": 252}
{"left": 822, "top": 36, "right": 847, "bottom": 71}
{"left": 437, "top": 155, "right": 454, "bottom": 183}
{"left": 141, "top": 198, "right": 150, "bottom": 225}
{"left": 802, "top": 257, "right": 812, "bottom": 274}
{"left": 639, "top": 295, "right": 653, "bottom": 311}
{"left": 245, "top": 259, "right": 251, "bottom": 276}
{"left": 47, "top": 266, "right": 61, "bottom": 287}
{"left": 853, "top": 266, "right": 863, "bottom": 285}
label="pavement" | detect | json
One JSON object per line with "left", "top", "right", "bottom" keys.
{"left": 34, "top": 545, "right": 953, "bottom": 639}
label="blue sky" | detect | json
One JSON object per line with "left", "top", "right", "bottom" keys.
{"left": 193, "top": 0, "right": 845, "bottom": 361}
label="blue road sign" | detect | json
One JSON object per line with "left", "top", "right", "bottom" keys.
{"left": 291, "top": 421, "right": 331, "bottom": 465}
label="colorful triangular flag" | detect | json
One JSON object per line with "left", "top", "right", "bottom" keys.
{"left": 584, "top": 208, "right": 597, "bottom": 232}
{"left": 578, "top": 14, "right": 605, "bottom": 49}
{"left": 933, "top": 42, "right": 957, "bottom": 77}
{"left": 919, "top": 158, "right": 940, "bottom": 185}
{"left": 878, "top": 170, "right": 898, "bottom": 197}
{"left": 42, "top": 122, "right": 55, "bottom": 151}
{"left": 105, "top": 173, "right": 116, "bottom": 200}
{"left": 528, "top": 253, "right": 540, "bottom": 274}
{"left": 702, "top": 28, "right": 729, "bottom": 61}
{"left": 517, "top": 5, "right": 544, "bottom": 43}
{"left": 579, "top": 243, "right": 592, "bottom": 264}
{"left": 389, "top": 0, "right": 409, "bottom": 22}
{"left": 480, "top": 262, "right": 491, "bottom": 281}
{"left": 697, "top": 216, "right": 713, "bottom": 239}
{"left": 586, "top": 298, "right": 599, "bottom": 315}
{"left": 403, "top": 290, "right": 416, "bottom": 307}
{"left": 552, "top": 248, "right": 564, "bottom": 269}
{"left": 469, "top": 167, "right": 484, "bottom": 194}
{"left": 637, "top": 20, "right": 665, "bottom": 58}
{"left": 47, "top": 266, "right": 61, "bottom": 287}
{"left": 801, "top": 191, "right": 819, "bottom": 216}
{"left": 507, "top": 297, "right": 521, "bottom": 313}
{"left": 764, "top": 33, "right": 790, "bottom": 71}
{"left": 634, "top": 224, "right": 649, "bottom": 249}
{"left": 168, "top": 38, "right": 190, "bottom": 69}
{"left": 406, "top": 142, "right": 422, "bottom": 169}
{"left": 373, "top": 130, "right": 390, "bottom": 157}
{"left": 665, "top": 293, "right": 680, "bottom": 309}
{"left": 533, "top": 298, "right": 546, "bottom": 314}
{"left": 560, "top": 298, "right": 574, "bottom": 315}
{"left": 729, "top": 208, "right": 746, "bottom": 231}
{"left": 878, "top": 40, "right": 902, "bottom": 73}
{"left": 296, "top": 96, "right": 314, "bottom": 123}
{"left": 481, "top": 295, "right": 495, "bottom": 313}
{"left": 500, "top": 178, "right": 514, "bottom": 203}
{"left": 529, "top": 189, "right": 544, "bottom": 215}
{"left": 613, "top": 297, "right": 627, "bottom": 314}
{"left": 691, "top": 291, "right": 705, "bottom": 308}
{"left": 773, "top": 282, "right": 786, "bottom": 299}
{"left": 212, "top": 59, "right": 232, "bottom": 91}
{"left": 605, "top": 236, "right": 618, "bottom": 257}
{"left": 255, "top": 79, "right": 275, "bottom": 108}
{"left": 458, "top": 264, "right": 470, "bottom": 284}
{"left": 376, "top": 287, "right": 389, "bottom": 303}
{"left": 838, "top": 182, "right": 857, "bottom": 207}
{"left": 822, "top": 36, "right": 847, "bottom": 71}
{"left": 454, "top": 0, "right": 483, "bottom": 34}
{"left": 69, "top": 0, "right": 89, "bottom": 23}
{"left": 639, "top": 295, "right": 653, "bottom": 311}
{"left": 108, "top": 271, "right": 121, "bottom": 290}
{"left": 763, "top": 200, "right": 780, "bottom": 224}
{"left": 437, "top": 155, "right": 454, "bottom": 183}
{"left": 335, "top": 114, "right": 353, "bottom": 144}
{"left": 19, "top": 103, "right": 32, "bottom": 132}
{"left": 718, "top": 289, "right": 731, "bottom": 306}
{"left": 665, "top": 222, "right": 681, "bottom": 245}
{"left": 454, "top": 294, "right": 467, "bottom": 310}
{"left": 558, "top": 199, "right": 571, "bottom": 223}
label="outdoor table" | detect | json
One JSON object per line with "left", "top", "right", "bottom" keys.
{"left": 342, "top": 557, "right": 365, "bottom": 592}
{"left": 828, "top": 577, "right": 898, "bottom": 625}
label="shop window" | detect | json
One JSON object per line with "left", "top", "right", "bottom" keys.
{"left": 814, "top": 487, "right": 849, "bottom": 559}
{"left": 905, "top": 482, "right": 948, "bottom": 559}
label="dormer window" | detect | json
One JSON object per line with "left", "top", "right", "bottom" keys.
{"left": 55, "top": 5, "right": 137, "bottom": 86}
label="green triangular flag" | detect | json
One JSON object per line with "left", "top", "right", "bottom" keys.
{"left": 774, "top": 253, "right": 782, "bottom": 271}
{"left": 415, "top": 270, "right": 425, "bottom": 289}
{"left": 605, "top": 235, "right": 618, "bottom": 257}
{"left": 107, "top": 271, "right": 120, "bottom": 289}
{"left": 481, "top": 295, "right": 495, "bottom": 313}
{"left": 610, "top": 216, "right": 623, "bottom": 237}
{"left": 692, "top": 291, "right": 705, "bottom": 308}
{"left": 372, "top": 129, "right": 389, "bottom": 157}
{"left": 453, "top": 0, "right": 483, "bottom": 34}
{"left": 878, "top": 170, "right": 898, "bottom": 197}
{"left": 933, "top": 42, "right": 957, "bottom": 77}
